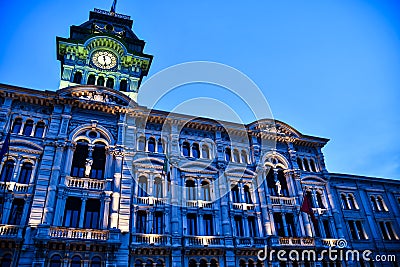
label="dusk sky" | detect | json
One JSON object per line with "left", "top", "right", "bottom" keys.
{"left": 0, "top": 0, "right": 399, "bottom": 179}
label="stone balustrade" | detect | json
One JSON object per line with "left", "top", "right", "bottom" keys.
{"left": 131, "top": 234, "right": 171, "bottom": 245}
{"left": 270, "top": 196, "right": 296, "bottom": 206}
{"left": 184, "top": 236, "right": 224, "bottom": 246}
{"left": 49, "top": 227, "right": 109, "bottom": 241}
{"left": 65, "top": 176, "right": 106, "bottom": 190}
{"left": 0, "top": 225, "right": 24, "bottom": 239}
{"left": 232, "top": 203, "right": 256, "bottom": 211}
{"left": 185, "top": 200, "right": 213, "bottom": 209}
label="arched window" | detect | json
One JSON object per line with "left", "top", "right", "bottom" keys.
{"left": 192, "top": 143, "right": 200, "bottom": 158}
{"left": 201, "top": 145, "right": 209, "bottom": 159}
{"left": 297, "top": 157, "right": 303, "bottom": 170}
{"left": 377, "top": 196, "right": 388, "bottom": 211}
{"left": 241, "top": 150, "right": 247, "bottom": 164}
{"left": 156, "top": 260, "right": 164, "bottom": 267}
{"left": 97, "top": 76, "right": 105, "bottom": 86}
{"left": 87, "top": 74, "right": 96, "bottom": 85}
{"left": 23, "top": 119, "right": 34, "bottom": 136}
{"left": 49, "top": 255, "right": 62, "bottom": 267}
{"left": 189, "top": 259, "right": 197, "bottom": 267}
{"left": 186, "top": 180, "right": 196, "bottom": 200}
{"left": 240, "top": 259, "right": 247, "bottom": 267}
{"left": 310, "top": 159, "right": 317, "bottom": 172}
{"left": 303, "top": 158, "right": 310, "bottom": 171}
{"left": 138, "top": 137, "right": 146, "bottom": 151}
{"left": 106, "top": 78, "right": 114, "bottom": 89}
{"left": 34, "top": 121, "right": 45, "bottom": 138}
{"left": 135, "top": 260, "right": 143, "bottom": 267}
{"left": 154, "top": 178, "right": 163, "bottom": 198}
{"left": 201, "top": 181, "right": 211, "bottom": 201}
{"left": 71, "top": 255, "right": 82, "bottom": 267}
{"left": 147, "top": 137, "right": 156, "bottom": 153}
{"left": 233, "top": 149, "right": 240, "bottom": 163}
{"left": 277, "top": 169, "right": 289, "bottom": 196}
{"left": 157, "top": 139, "right": 164, "bottom": 154}
{"left": 146, "top": 260, "right": 154, "bottom": 267}
{"left": 0, "top": 160, "right": 15, "bottom": 182}
{"left": 248, "top": 259, "right": 255, "bottom": 267}
{"left": 90, "top": 142, "right": 106, "bottom": 179}
{"left": 371, "top": 196, "right": 379, "bottom": 211}
{"left": 316, "top": 191, "right": 325, "bottom": 208}
{"left": 120, "top": 80, "right": 128, "bottom": 92}
{"left": 341, "top": 194, "right": 350, "bottom": 210}
{"left": 11, "top": 118, "right": 22, "bottom": 134}
{"left": 138, "top": 176, "right": 148, "bottom": 197}
{"left": 244, "top": 185, "right": 253, "bottom": 204}
{"left": 199, "top": 259, "right": 207, "bottom": 267}
{"left": 73, "top": 71, "right": 82, "bottom": 84}
{"left": 231, "top": 184, "right": 240, "bottom": 203}
{"left": 71, "top": 140, "right": 89, "bottom": 178}
{"left": 8, "top": 198, "right": 24, "bottom": 225}
{"left": 18, "top": 162, "right": 33, "bottom": 184}
{"left": 348, "top": 194, "right": 358, "bottom": 210}
{"left": 210, "top": 259, "right": 218, "bottom": 267}
{"left": 0, "top": 254, "right": 12, "bottom": 267}
{"left": 225, "top": 147, "right": 231, "bottom": 162}
{"left": 90, "top": 256, "right": 101, "bottom": 267}
{"left": 182, "top": 141, "right": 190, "bottom": 157}
{"left": 266, "top": 168, "right": 276, "bottom": 195}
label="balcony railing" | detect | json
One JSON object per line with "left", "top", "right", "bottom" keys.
{"left": 184, "top": 236, "right": 224, "bottom": 246}
{"left": 321, "top": 238, "right": 340, "bottom": 247}
{"left": 0, "top": 181, "right": 33, "bottom": 194}
{"left": 186, "top": 200, "right": 213, "bottom": 209}
{"left": 65, "top": 176, "right": 106, "bottom": 190}
{"left": 49, "top": 227, "right": 109, "bottom": 241}
{"left": 235, "top": 237, "right": 268, "bottom": 247}
{"left": 270, "top": 196, "right": 296, "bottom": 206}
{"left": 131, "top": 234, "right": 171, "bottom": 246}
{"left": 136, "top": 197, "right": 167, "bottom": 206}
{"left": 232, "top": 203, "right": 256, "bottom": 211}
{"left": 0, "top": 225, "right": 24, "bottom": 239}
{"left": 270, "top": 236, "right": 315, "bottom": 246}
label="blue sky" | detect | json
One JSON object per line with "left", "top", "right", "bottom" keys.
{"left": 0, "top": 0, "right": 399, "bottom": 179}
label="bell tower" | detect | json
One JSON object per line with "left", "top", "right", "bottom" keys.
{"left": 56, "top": 5, "right": 153, "bottom": 101}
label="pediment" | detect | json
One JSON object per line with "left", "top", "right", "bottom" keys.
{"left": 58, "top": 86, "right": 135, "bottom": 107}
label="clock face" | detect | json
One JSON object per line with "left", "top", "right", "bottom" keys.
{"left": 91, "top": 50, "right": 117, "bottom": 70}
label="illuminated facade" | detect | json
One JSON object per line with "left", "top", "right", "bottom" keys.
{"left": 0, "top": 7, "right": 399, "bottom": 267}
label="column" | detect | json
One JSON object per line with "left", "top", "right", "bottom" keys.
{"left": 110, "top": 151, "right": 123, "bottom": 228}
{"left": 281, "top": 213, "right": 288, "bottom": 237}
{"left": 198, "top": 214, "right": 204, "bottom": 236}
{"left": 53, "top": 192, "right": 67, "bottom": 226}
{"left": 78, "top": 197, "right": 87, "bottom": 228}
{"left": 11, "top": 156, "right": 22, "bottom": 182}
{"left": 101, "top": 195, "right": 111, "bottom": 229}
{"left": 243, "top": 215, "right": 249, "bottom": 237}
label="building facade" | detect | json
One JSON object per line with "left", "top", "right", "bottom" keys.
{"left": 0, "top": 7, "right": 399, "bottom": 267}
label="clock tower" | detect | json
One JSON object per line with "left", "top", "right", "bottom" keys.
{"left": 56, "top": 7, "right": 153, "bottom": 101}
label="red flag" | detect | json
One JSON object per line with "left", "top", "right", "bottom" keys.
{"left": 301, "top": 194, "right": 318, "bottom": 227}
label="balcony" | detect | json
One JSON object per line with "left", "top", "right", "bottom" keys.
{"left": 0, "top": 181, "right": 33, "bottom": 194}
{"left": 235, "top": 237, "right": 268, "bottom": 247}
{"left": 232, "top": 203, "right": 256, "bottom": 211}
{"left": 186, "top": 200, "right": 213, "bottom": 209}
{"left": 270, "top": 236, "right": 315, "bottom": 247}
{"left": 184, "top": 236, "right": 224, "bottom": 247}
{"left": 136, "top": 197, "right": 167, "bottom": 206}
{"left": 49, "top": 227, "right": 109, "bottom": 241}
{"left": 131, "top": 234, "right": 171, "bottom": 246}
{"left": 0, "top": 225, "right": 24, "bottom": 239}
{"left": 65, "top": 176, "right": 106, "bottom": 190}
{"left": 270, "top": 196, "right": 296, "bottom": 206}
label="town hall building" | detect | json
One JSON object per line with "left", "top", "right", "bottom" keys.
{"left": 0, "top": 5, "right": 399, "bottom": 267}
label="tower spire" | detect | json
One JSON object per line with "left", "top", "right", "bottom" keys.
{"left": 110, "top": 0, "right": 117, "bottom": 14}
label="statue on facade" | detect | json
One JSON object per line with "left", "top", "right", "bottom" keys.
{"left": 85, "top": 158, "right": 93, "bottom": 177}
{"left": 275, "top": 180, "right": 282, "bottom": 196}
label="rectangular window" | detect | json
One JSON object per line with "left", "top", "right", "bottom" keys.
{"left": 379, "top": 221, "right": 398, "bottom": 240}
{"left": 248, "top": 216, "right": 257, "bottom": 237}
{"left": 84, "top": 199, "right": 100, "bottom": 229}
{"left": 8, "top": 198, "right": 24, "bottom": 225}
{"left": 63, "top": 197, "right": 81, "bottom": 228}
{"left": 203, "top": 214, "right": 213, "bottom": 236}
{"left": 187, "top": 213, "right": 197, "bottom": 235}
{"left": 286, "top": 213, "right": 296, "bottom": 237}
{"left": 323, "top": 220, "right": 332, "bottom": 238}
{"left": 153, "top": 212, "right": 163, "bottom": 234}
{"left": 273, "top": 213, "right": 285, "bottom": 237}
{"left": 349, "top": 220, "right": 368, "bottom": 240}
{"left": 136, "top": 211, "right": 147, "bottom": 234}
{"left": 235, "top": 216, "right": 244, "bottom": 236}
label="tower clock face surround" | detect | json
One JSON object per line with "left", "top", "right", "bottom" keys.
{"left": 91, "top": 50, "right": 117, "bottom": 70}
